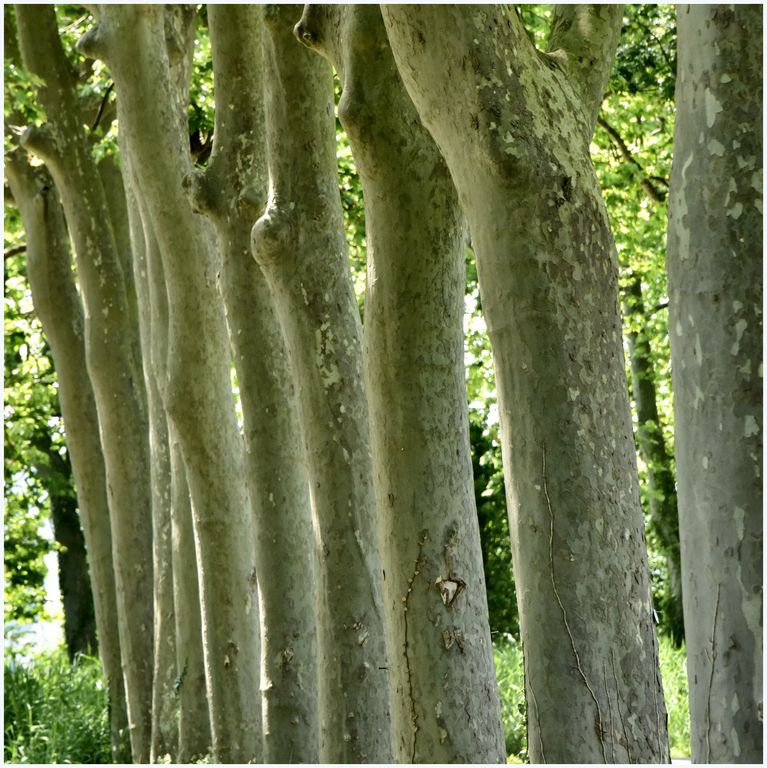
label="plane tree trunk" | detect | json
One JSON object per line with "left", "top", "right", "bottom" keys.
{"left": 78, "top": 6, "right": 262, "bottom": 761}
{"left": 188, "top": 7, "right": 319, "bottom": 760}
{"left": 14, "top": 6, "right": 155, "bottom": 759}
{"left": 295, "top": 5, "right": 505, "bottom": 761}
{"left": 383, "top": 6, "right": 669, "bottom": 762}
{"left": 254, "top": 5, "right": 391, "bottom": 761}
{"left": 667, "top": 5, "right": 763, "bottom": 762}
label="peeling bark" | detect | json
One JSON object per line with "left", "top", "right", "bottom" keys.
{"left": 383, "top": 6, "right": 668, "bottom": 762}
{"left": 295, "top": 5, "right": 504, "bottom": 761}
{"left": 254, "top": 5, "right": 391, "bottom": 761}
{"left": 668, "top": 6, "right": 763, "bottom": 762}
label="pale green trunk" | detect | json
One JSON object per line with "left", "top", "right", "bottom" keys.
{"left": 254, "top": 5, "right": 391, "bottom": 761}
{"left": 668, "top": 5, "right": 763, "bottom": 762}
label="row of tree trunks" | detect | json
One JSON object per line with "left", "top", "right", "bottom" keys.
{"left": 14, "top": 5, "right": 155, "bottom": 759}
{"left": 78, "top": 5, "right": 263, "bottom": 761}
{"left": 4, "top": 153, "right": 129, "bottom": 761}
{"left": 382, "top": 6, "right": 669, "bottom": 762}
{"left": 668, "top": 5, "right": 763, "bottom": 763}
{"left": 294, "top": 5, "right": 505, "bottom": 761}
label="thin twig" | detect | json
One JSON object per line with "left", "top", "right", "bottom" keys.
{"left": 524, "top": 646, "right": 546, "bottom": 762}
{"left": 543, "top": 443, "right": 607, "bottom": 762}
{"left": 706, "top": 584, "right": 721, "bottom": 762}
{"left": 611, "top": 649, "right": 633, "bottom": 764}
{"left": 4, "top": 244, "right": 26, "bottom": 259}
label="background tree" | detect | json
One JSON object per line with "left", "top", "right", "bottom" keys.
{"left": 667, "top": 5, "right": 763, "bottom": 762}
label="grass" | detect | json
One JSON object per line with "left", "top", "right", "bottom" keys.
{"left": 493, "top": 633, "right": 691, "bottom": 762}
{"left": 4, "top": 637, "right": 690, "bottom": 764}
{"left": 4, "top": 649, "right": 111, "bottom": 764}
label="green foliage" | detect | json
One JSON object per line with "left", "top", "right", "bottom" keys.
{"left": 493, "top": 635, "right": 691, "bottom": 762}
{"left": 659, "top": 637, "right": 692, "bottom": 758}
{"left": 3, "top": 649, "right": 111, "bottom": 764}
{"left": 465, "top": 249, "right": 517, "bottom": 637}
{"left": 493, "top": 636, "right": 527, "bottom": 761}
{"left": 592, "top": 3, "right": 681, "bottom": 643}
{"left": 3, "top": 209, "right": 64, "bottom": 627}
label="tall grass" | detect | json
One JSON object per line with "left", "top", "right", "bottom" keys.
{"left": 493, "top": 634, "right": 692, "bottom": 762}
{"left": 4, "top": 649, "right": 111, "bottom": 764}
{"left": 4, "top": 637, "right": 691, "bottom": 763}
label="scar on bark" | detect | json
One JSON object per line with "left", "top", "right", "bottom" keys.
{"left": 403, "top": 530, "right": 428, "bottom": 761}
{"left": 705, "top": 583, "right": 721, "bottom": 763}
{"left": 542, "top": 442, "right": 607, "bottom": 762}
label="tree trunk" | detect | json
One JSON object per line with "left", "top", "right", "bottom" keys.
{"left": 79, "top": 6, "right": 262, "bottom": 761}
{"left": 295, "top": 5, "right": 505, "bottom": 761}
{"left": 189, "top": 6, "right": 319, "bottom": 761}
{"left": 169, "top": 435, "right": 212, "bottom": 761}
{"left": 254, "top": 5, "right": 391, "bottom": 761}
{"left": 623, "top": 275, "right": 684, "bottom": 645}
{"left": 122, "top": 159, "right": 179, "bottom": 763}
{"left": 14, "top": 7, "right": 155, "bottom": 759}
{"left": 383, "top": 6, "right": 669, "bottom": 762}
{"left": 4, "top": 153, "right": 130, "bottom": 761}
{"left": 40, "top": 444, "right": 98, "bottom": 659}
{"left": 667, "top": 5, "right": 763, "bottom": 762}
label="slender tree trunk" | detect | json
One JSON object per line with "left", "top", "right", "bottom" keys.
{"left": 384, "top": 6, "right": 669, "bottom": 762}
{"left": 79, "top": 6, "right": 262, "bottom": 761}
{"left": 14, "top": 7, "right": 154, "bottom": 759}
{"left": 4, "top": 153, "right": 130, "bottom": 761}
{"left": 254, "top": 5, "right": 391, "bottom": 761}
{"left": 39, "top": 443, "right": 98, "bottom": 659}
{"left": 296, "top": 5, "right": 505, "bottom": 761}
{"left": 668, "top": 5, "right": 763, "bottom": 762}
{"left": 169, "top": 435, "right": 212, "bottom": 761}
{"left": 623, "top": 276, "right": 684, "bottom": 645}
{"left": 188, "top": 6, "right": 319, "bottom": 761}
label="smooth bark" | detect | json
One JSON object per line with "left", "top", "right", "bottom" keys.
{"left": 4, "top": 152, "right": 129, "bottom": 761}
{"left": 668, "top": 5, "right": 763, "bottom": 762}
{"left": 383, "top": 6, "right": 668, "bottom": 762}
{"left": 14, "top": 6, "right": 154, "bottom": 759}
{"left": 189, "top": 6, "right": 319, "bottom": 760}
{"left": 79, "top": 6, "right": 262, "bottom": 760}
{"left": 254, "top": 5, "right": 391, "bottom": 761}
{"left": 296, "top": 5, "right": 505, "bottom": 761}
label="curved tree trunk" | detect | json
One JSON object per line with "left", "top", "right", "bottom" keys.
{"left": 14, "top": 6, "right": 154, "bottom": 760}
{"left": 79, "top": 6, "right": 262, "bottom": 761}
{"left": 383, "top": 6, "right": 668, "bottom": 762}
{"left": 4, "top": 153, "right": 129, "bottom": 761}
{"left": 188, "top": 6, "right": 319, "bottom": 761}
{"left": 254, "top": 5, "right": 391, "bottom": 761}
{"left": 295, "top": 5, "right": 505, "bottom": 761}
{"left": 668, "top": 5, "right": 763, "bottom": 762}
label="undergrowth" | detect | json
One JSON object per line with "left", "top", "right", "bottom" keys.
{"left": 4, "top": 637, "right": 690, "bottom": 763}
{"left": 4, "top": 649, "right": 111, "bottom": 764}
